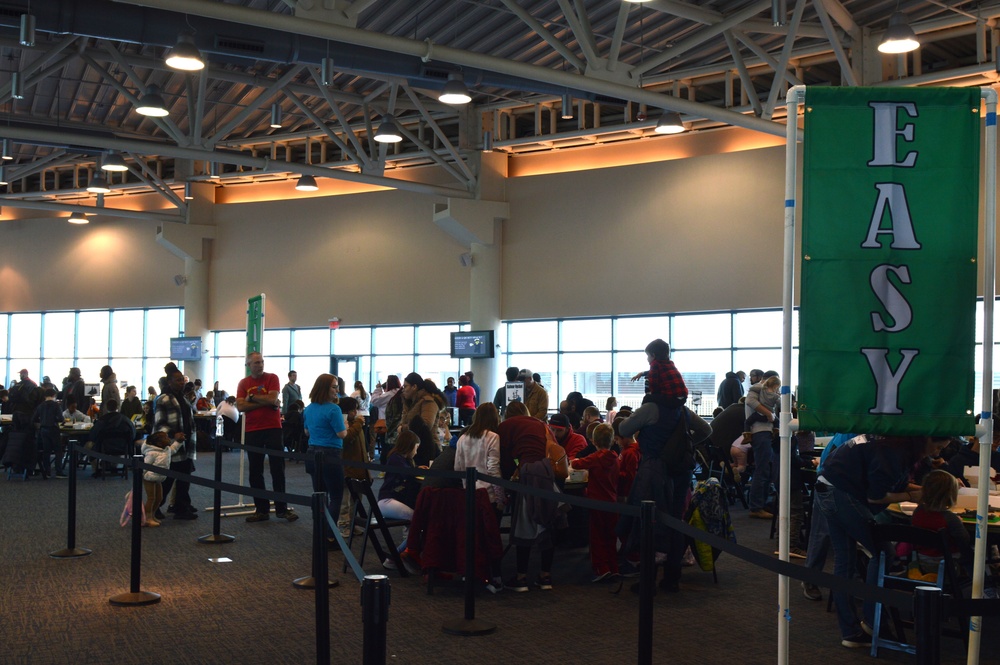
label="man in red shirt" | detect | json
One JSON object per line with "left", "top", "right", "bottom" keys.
{"left": 547, "top": 413, "right": 588, "bottom": 460}
{"left": 237, "top": 352, "right": 298, "bottom": 523}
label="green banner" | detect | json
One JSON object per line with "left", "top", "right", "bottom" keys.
{"left": 799, "top": 88, "right": 980, "bottom": 436}
{"left": 246, "top": 294, "right": 264, "bottom": 377}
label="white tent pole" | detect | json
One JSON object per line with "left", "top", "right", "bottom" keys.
{"left": 777, "top": 84, "right": 805, "bottom": 665}
{"left": 967, "top": 86, "right": 997, "bottom": 665}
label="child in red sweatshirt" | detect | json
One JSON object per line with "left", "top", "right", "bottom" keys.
{"left": 571, "top": 423, "right": 620, "bottom": 581}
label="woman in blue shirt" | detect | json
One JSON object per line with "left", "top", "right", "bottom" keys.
{"left": 303, "top": 374, "right": 348, "bottom": 535}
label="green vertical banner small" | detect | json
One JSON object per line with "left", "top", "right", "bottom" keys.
{"left": 246, "top": 294, "right": 265, "bottom": 377}
{"left": 799, "top": 88, "right": 979, "bottom": 436}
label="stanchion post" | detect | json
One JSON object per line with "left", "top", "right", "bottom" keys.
{"left": 361, "top": 575, "right": 391, "bottom": 665}
{"left": 441, "top": 467, "right": 497, "bottom": 636}
{"left": 109, "top": 455, "right": 160, "bottom": 606}
{"left": 914, "top": 586, "right": 943, "bottom": 665}
{"left": 314, "top": 492, "right": 331, "bottom": 665}
{"left": 198, "top": 441, "right": 235, "bottom": 544}
{"left": 638, "top": 500, "right": 655, "bottom": 665}
{"left": 50, "top": 442, "right": 92, "bottom": 558}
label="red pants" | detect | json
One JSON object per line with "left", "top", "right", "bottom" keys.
{"left": 589, "top": 510, "right": 619, "bottom": 575}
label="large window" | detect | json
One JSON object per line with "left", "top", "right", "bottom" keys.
{"left": 0, "top": 307, "right": 182, "bottom": 393}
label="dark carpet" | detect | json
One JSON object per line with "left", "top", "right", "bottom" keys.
{"left": 2, "top": 451, "right": 997, "bottom": 665}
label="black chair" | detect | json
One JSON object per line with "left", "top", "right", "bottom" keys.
{"left": 342, "top": 478, "right": 410, "bottom": 577}
{"left": 868, "top": 522, "right": 968, "bottom": 657}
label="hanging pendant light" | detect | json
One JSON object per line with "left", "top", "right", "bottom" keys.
{"left": 878, "top": 12, "right": 919, "bottom": 54}
{"left": 68, "top": 211, "right": 89, "bottom": 225}
{"left": 373, "top": 115, "right": 402, "bottom": 143}
{"left": 165, "top": 32, "right": 205, "bottom": 71}
{"left": 136, "top": 85, "right": 169, "bottom": 117}
{"left": 270, "top": 103, "right": 283, "bottom": 129}
{"left": 101, "top": 152, "right": 129, "bottom": 172}
{"left": 87, "top": 175, "right": 111, "bottom": 193}
{"left": 295, "top": 174, "right": 319, "bottom": 191}
{"left": 439, "top": 73, "right": 471, "bottom": 105}
{"left": 654, "top": 111, "right": 686, "bottom": 134}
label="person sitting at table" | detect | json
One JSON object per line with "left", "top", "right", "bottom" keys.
{"left": 571, "top": 423, "right": 620, "bottom": 582}
{"left": 86, "top": 399, "right": 137, "bottom": 476}
{"left": 575, "top": 405, "right": 602, "bottom": 437}
{"left": 120, "top": 386, "right": 143, "bottom": 420}
{"left": 62, "top": 401, "right": 91, "bottom": 424}
{"left": 912, "top": 469, "right": 973, "bottom": 576}
{"left": 815, "top": 435, "right": 950, "bottom": 649}
{"left": 547, "top": 413, "right": 587, "bottom": 461}
{"left": 377, "top": 427, "right": 422, "bottom": 573}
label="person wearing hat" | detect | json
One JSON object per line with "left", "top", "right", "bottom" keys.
{"left": 548, "top": 413, "right": 588, "bottom": 460}
{"left": 518, "top": 369, "right": 548, "bottom": 420}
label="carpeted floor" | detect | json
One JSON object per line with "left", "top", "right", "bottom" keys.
{"left": 2, "top": 450, "right": 996, "bottom": 665}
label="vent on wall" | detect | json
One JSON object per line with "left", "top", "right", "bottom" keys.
{"left": 215, "top": 35, "right": 266, "bottom": 55}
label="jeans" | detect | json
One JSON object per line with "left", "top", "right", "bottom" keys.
{"left": 246, "top": 428, "right": 287, "bottom": 515}
{"left": 815, "top": 484, "right": 889, "bottom": 638}
{"left": 804, "top": 489, "right": 831, "bottom": 571}
{"left": 377, "top": 498, "right": 413, "bottom": 551}
{"left": 305, "top": 446, "right": 344, "bottom": 535}
{"left": 749, "top": 430, "right": 774, "bottom": 511}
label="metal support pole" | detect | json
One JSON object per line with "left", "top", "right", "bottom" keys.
{"left": 914, "top": 586, "right": 943, "bottom": 665}
{"left": 314, "top": 492, "right": 331, "bottom": 665}
{"left": 361, "top": 575, "right": 391, "bottom": 665}
{"left": 295, "top": 472, "right": 338, "bottom": 590}
{"left": 50, "top": 443, "right": 92, "bottom": 558}
{"left": 198, "top": 440, "right": 235, "bottom": 544}
{"left": 441, "top": 467, "right": 496, "bottom": 636}
{"left": 638, "top": 500, "right": 655, "bottom": 665}
{"left": 109, "top": 455, "right": 160, "bottom": 606}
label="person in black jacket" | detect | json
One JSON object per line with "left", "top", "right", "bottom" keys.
{"left": 86, "top": 399, "right": 137, "bottom": 477}
{"left": 32, "top": 388, "right": 64, "bottom": 478}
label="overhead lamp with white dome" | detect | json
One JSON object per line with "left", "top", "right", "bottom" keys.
{"left": 373, "top": 115, "right": 402, "bottom": 143}
{"left": 270, "top": 103, "right": 283, "bottom": 129}
{"left": 101, "top": 152, "right": 129, "bottom": 172}
{"left": 878, "top": 12, "right": 919, "bottom": 54}
{"left": 654, "top": 111, "right": 686, "bottom": 134}
{"left": 295, "top": 175, "right": 319, "bottom": 191}
{"left": 87, "top": 175, "right": 111, "bottom": 194}
{"left": 67, "top": 211, "right": 89, "bottom": 225}
{"left": 439, "top": 73, "right": 472, "bottom": 105}
{"left": 165, "top": 32, "right": 205, "bottom": 71}
{"left": 136, "top": 85, "right": 169, "bottom": 117}
{"left": 0, "top": 166, "right": 7, "bottom": 186}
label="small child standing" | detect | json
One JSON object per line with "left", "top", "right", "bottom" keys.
{"left": 571, "top": 423, "right": 620, "bottom": 582}
{"left": 142, "top": 431, "right": 182, "bottom": 527}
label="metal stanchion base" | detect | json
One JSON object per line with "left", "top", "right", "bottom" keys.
{"left": 109, "top": 591, "right": 161, "bottom": 606}
{"left": 293, "top": 576, "right": 339, "bottom": 590}
{"left": 49, "top": 547, "right": 93, "bottom": 559}
{"left": 198, "top": 533, "right": 236, "bottom": 544}
{"left": 441, "top": 618, "right": 497, "bottom": 636}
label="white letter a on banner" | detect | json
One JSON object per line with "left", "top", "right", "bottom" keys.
{"left": 861, "top": 348, "right": 920, "bottom": 414}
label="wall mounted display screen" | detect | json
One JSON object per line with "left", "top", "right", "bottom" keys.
{"left": 170, "top": 337, "right": 202, "bottom": 362}
{"left": 450, "top": 331, "right": 494, "bottom": 359}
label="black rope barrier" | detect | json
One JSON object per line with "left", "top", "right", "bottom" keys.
{"left": 361, "top": 574, "right": 391, "bottom": 665}
{"left": 49, "top": 442, "right": 92, "bottom": 559}
{"left": 198, "top": 440, "right": 235, "bottom": 544}
{"left": 638, "top": 500, "right": 655, "bottom": 665}
{"left": 108, "top": 455, "right": 160, "bottom": 607}
{"left": 312, "top": 492, "right": 331, "bottom": 665}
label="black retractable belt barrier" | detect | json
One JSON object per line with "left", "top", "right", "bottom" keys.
{"left": 914, "top": 586, "right": 943, "bottom": 665}
{"left": 313, "top": 493, "right": 331, "bottom": 665}
{"left": 295, "top": 452, "right": 338, "bottom": 590}
{"left": 638, "top": 500, "right": 655, "bottom": 665}
{"left": 49, "top": 443, "right": 92, "bottom": 559}
{"left": 199, "top": 441, "right": 235, "bottom": 544}
{"left": 441, "top": 467, "right": 497, "bottom": 636}
{"left": 361, "top": 575, "right": 390, "bottom": 665}
{"left": 109, "top": 455, "right": 160, "bottom": 606}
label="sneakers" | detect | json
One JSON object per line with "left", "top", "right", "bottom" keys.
{"left": 381, "top": 558, "right": 397, "bottom": 570}
{"left": 486, "top": 578, "right": 504, "bottom": 594}
{"left": 620, "top": 560, "right": 641, "bottom": 578}
{"left": 749, "top": 509, "right": 774, "bottom": 519}
{"left": 245, "top": 512, "right": 269, "bottom": 523}
{"left": 276, "top": 510, "right": 299, "bottom": 522}
{"left": 860, "top": 621, "right": 874, "bottom": 637}
{"left": 399, "top": 552, "right": 421, "bottom": 575}
{"left": 506, "top": 576, "right": 529, "bottom": 593}
{"left": 154, "top": 509, "right": 166, "bottom": 520}
{"left": 534, "top": 574, "right": 553, "bottom": 590}
{"left": 802, "top": 582, "right": 823, "bottom": 601}
{"left": 174, "top": 511, "right": 198, "bottom": 520}
{"left": 841, "top": 633, "right": 872, "bottom": 648}
{"left": 591, "top": 571, "right": 612, "bottom": 583}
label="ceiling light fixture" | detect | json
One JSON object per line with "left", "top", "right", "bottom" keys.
{"left": 184, "top": 182, "right": 194, "bottom": 200}
{"left": 68, "top": 211, "right": 89, "bottom": 225}
{"left": 439, "top": 73, "right": 472, "bottom": 105}
{"left": 136, "top": 85, "right": 169, "bottom": 117}
{"left": 878, "top": 12, "right": 919, "bottom": 54}
{"left": 373, "top": 115, "right": 402, "bottom": 143}
{"left": 321, "top": 57, "right": 335, "bottom": 86}
{"left": 11, "top": 72, "right": 24, "bottom": 100}
{"left": 295, "top": 174, "right": 319, "bottom": 191}
{"left": 654, "top": 111, "right": 686, "bottom": 134}
{"left": 101, "top": 152, "right": 129, "bottom": 172}
{"left": 86, "top": 175, "right": 111, "bottom": 193}
{"left": 270, "top": 103, "right": 282, "bottom": 128}
{"left": 0, "top": 166, "right": 7, "bottom": 186}
{"left": 1, "top": 139, "right": 12, "bottom": 160}
{"left": 165, "top": 32, "right": 205, "bottom": 71}
{"left": 561, "top": 93, "right": 574, "bottom": 120}
{"left": 482, "top": 131, "right": 494, "bottom": 152}
{"left": 19, "top": 14, "right": 35, "bottom": 47}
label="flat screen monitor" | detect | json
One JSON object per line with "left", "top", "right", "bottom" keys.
{"left": 450, "top": 331, "right": 494, "bottom": 359}
{"left": 170, "top": 337, "right": 202, "bottom": 362}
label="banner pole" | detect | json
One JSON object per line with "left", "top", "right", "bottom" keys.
{"left": 967, "top": 87, "right": 998, "bottom": 665}
{"left": 777, "top": 84, "right": 805, "bottom": 665}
